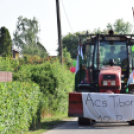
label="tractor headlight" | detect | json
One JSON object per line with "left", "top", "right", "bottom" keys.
{"left": 111, "top": 81, "right": 115, "bottom": 85}
{"left": 103, "top": 81, "right": 107, "bottom": 86}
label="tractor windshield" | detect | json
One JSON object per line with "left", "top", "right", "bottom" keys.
{"left": 94, "top": 41, "right": 128, "bottom": 69}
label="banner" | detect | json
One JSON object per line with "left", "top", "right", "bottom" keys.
{"left": 82, "top": 93, "right": 134, "bottom": 122}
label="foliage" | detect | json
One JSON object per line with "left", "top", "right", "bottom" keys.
{"left": 0, "top": 57, "right": 19, "bottom": 71}
{"left": 63, "top": 47, "right": 74, "bottom": 68}
{"left": 13, "top": 16, "right": 48, "bottom": 58}
{"left": 22, "top": 54, "right": 45, "bottom": 64}
{"left": 0, "top": 26, "right": 12, "bottom": 57}
{"left": 107, "top": 18, "right": 133, "bottom": 34}
{"left": 92, "top": 27, "right": 102, "bottom": 34}
{"left": 13, "top": 60, "right": 75, "bottom": 115}
{"left": 0, "top": 81, "right": 40, "bottom": 134}
{"left": 61, "top": 19, "right": 133, "bottom": 59}
{"left": 58, "top": 31, "right": 86, "bottom": 59}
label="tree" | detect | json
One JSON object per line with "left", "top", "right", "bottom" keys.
{"left": 63, "top": 47, "right": 73, "bottom": 68}
{"left": 13, "top": 16, "right": 48, "bottom": 58}
{"left": 58, "top": 31, "right": 88, "bottom": 59}
{"left": 0, "top": 27, "right": 12, "bottom": 57}
{"left": 107, "top": 19, "right": 133, "bottom": 34}
{"left": 93, "top": 27, "right": 102, "bottom": 34}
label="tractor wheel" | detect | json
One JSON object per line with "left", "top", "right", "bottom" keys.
{"left": 129, "top": 91, "right": 134, "bottom": 94}
{"left": 78, "top": 117, "right": 91, "bottom": 125}
{"left": 92, "top": 120, "right": 96, "bottom": 123}
{"left": 128, "top": 83, "right": 134, "bottom": 91}
{"left": 128, "top": 120, "right": 134, "bottom": 125}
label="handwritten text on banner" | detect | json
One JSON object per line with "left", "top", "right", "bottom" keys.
{"left": 82, "top": 93, "right": 134, "bottom": 122}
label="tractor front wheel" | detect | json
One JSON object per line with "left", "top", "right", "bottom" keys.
{"left": 128, "top": 120, "right": 134, "bottom": 125}
{"left": 78, "top": 117, "right": 91, "bottom": 125}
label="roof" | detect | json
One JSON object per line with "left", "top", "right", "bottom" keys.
{"left": 12, "top": 49, "right": 19, "bottom": 53}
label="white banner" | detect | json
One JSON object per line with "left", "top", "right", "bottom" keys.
{"left": 82, "top": 93, "right": 134, "bottom": 122}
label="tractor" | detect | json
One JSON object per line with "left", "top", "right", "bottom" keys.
{"left": 68, "top": 30, "right": 134, "bottom": 125}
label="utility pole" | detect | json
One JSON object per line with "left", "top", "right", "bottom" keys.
{"left": 56, "top": 0, "right": 63, "bottom": 65}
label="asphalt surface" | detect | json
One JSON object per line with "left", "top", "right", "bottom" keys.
{"left": 42, "top": 118, "right": 134, "bottom": 134}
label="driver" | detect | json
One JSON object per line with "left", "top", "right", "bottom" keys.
{"left": 104, "top": 46, "right": 117, "bottom": 62}
{"left": 118, "top": 46, "right": 127, "bottom": 68}
{"left": 118, "top": 46, "right": 127, "bottom": 61}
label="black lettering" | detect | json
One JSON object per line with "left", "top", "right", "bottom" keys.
{"left": 119, "top": 98, "right": 125, "bottom": 107}
{"left": 125, "top": 101, "right": 133, "bottom": 106}
{"left": 109, "top": 95, "right": 119, "bottom": 108}
{"left": 102, "top": 101, "right": 107, "bottom": 107}
{"left": 86, "top": 94, "right": 94, "bottom": 106}
{"left": 94, "top": 100, "right": 101, "bottom": 107}
{"left": 98, "top": 115, "right": 102, "bottom": 122}
{"left": 116, "top": 115, "right": 122, "bottom": 121}
{"left": 125, "top": 101, "right": 130, "bottom": 106}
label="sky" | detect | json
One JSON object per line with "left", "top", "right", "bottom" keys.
{"left": 0, "top": 0, "right": 134, "bottom": 56}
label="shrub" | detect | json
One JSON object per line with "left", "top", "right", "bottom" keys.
{"left": 0, "top": 81, "right": 40, "bottom": 134}
{"left": 13, "top": 60, "right": 75, "bottom": 115}
{"left": 0, "top": 57, "right": 19, "bottom": 71}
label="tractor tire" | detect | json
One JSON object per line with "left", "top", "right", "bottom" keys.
{"left": 129, "top": 91, "right": 134, "bottom": 94}
{"left": 128, "top": 83, "right": 134, "bottom": 91}
{"left": 92, "top": 120, "right": 96, "bottom": 123}
{"left": 78, "top": 117, "right": 91, "bottom": 125}
{"left": 128, "top": 120, "right": 134, "bottom": 125}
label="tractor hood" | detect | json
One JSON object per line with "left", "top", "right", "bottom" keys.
{"left": 98, "top": 66, "right": 121, "bottom": 93}
{"left": 100, "top": 66, "right": 121, "bottom": 75}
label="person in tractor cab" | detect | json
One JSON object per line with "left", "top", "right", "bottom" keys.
{"left": 103, "top": 46, "right": 117, "bottom": 64}
{"left": 106, "top": 46, "right": 117, "bottom": 58}
{"left": 118, "top": 46, "right": 127, "bottom": 61}
{"left": 118, "top": 46, "right": 127, "bottom": 68}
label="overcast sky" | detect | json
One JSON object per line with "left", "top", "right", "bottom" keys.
{"left": 0, "top": 0, "right": 134, "bottom": 56}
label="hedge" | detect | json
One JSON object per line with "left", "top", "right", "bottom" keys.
{"left": 13, "top": 60, "right": 75, "bottom": 115}
{"left": 0, "top": 57, "right": 19, "bottom": 72}
{"left": 0, "top": 81, "right": 40, "bottom": 134}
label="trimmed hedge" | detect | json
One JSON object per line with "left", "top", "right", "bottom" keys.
{"left": 13, "top": 60, "right": 75, "bottom": 115}
{"left": 0, "top": 57, "right": 19, "bottom": 71}
{"left": 0, "top": 81, "right": 40, "bottom": 134}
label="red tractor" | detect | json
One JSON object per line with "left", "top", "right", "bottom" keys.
{"left": 68, "top": 30, "right": 134, "bottom": 125}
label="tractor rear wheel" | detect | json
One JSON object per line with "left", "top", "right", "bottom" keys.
{"left": 128, "top": 120, "right": 134, "bottom": 125}
{"left": 128, "top": 83, "right": 134, "bottom": 91}
{"left": 78, "top": 117, "right": 91, "bottom": 125}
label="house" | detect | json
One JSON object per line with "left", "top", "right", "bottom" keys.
{"left": 12, "top": 49, "right": 19, "bottom": 59}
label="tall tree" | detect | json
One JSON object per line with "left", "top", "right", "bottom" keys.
{"left": 0, "top": 27, "right": 12, "bottom": 57}
{"left": 93, "top": 27, "right": 102, "bottom": 34}
{"left": 13, "top": 16, "right": 48, "bottom": 58}
{"left": 58, "top": 31, "right": 88, "bottom": 59}
{"left": 107, "top": 19, "right": 133, "bottom": 34}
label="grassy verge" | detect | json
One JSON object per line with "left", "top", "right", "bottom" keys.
{"left": 25, "top": 114, "right": 72, "bottom": 134}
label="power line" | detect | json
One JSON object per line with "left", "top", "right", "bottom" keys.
{"left": 61, "top": 0, "right": 74, "bottom": 33}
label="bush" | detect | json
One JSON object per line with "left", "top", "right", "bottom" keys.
{"left": 0, "top": 57, "right": 19, "bottom": 71}
{"left": 0, "top": 81, "right": 40, "bottom": 134}
{"left": 13, "top": 60, "right": 75, "bottom": 115}
{"left": 21, "top": 54, "right": 45, "bottom": 65}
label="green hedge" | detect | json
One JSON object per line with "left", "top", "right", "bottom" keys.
{"left": 0, "top": 57, "right": 19, "bottom": 71}
{"left": 13, "top": 60, "right": 75, "bottom": 115}
{"left": 0, "top": 81, "right": 40, "bottom": 134}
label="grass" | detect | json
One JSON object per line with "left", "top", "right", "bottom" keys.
{"left": 24, "top": 114, "right": 72, "bottom": 134}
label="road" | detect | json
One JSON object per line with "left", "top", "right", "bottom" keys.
{"left": 43, "top": 118, "right": 134, "bottom": 134}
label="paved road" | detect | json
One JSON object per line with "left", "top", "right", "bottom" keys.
{"left": 43, "top": 118, "right": 134, "bottom": 134}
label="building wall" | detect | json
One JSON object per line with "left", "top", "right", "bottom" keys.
{"left": 13, "top": 50, "right": 19, "bottom": 59}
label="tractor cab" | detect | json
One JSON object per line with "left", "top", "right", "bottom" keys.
{"left": 77, "top": 31, "right": 134, "bottom": 93}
